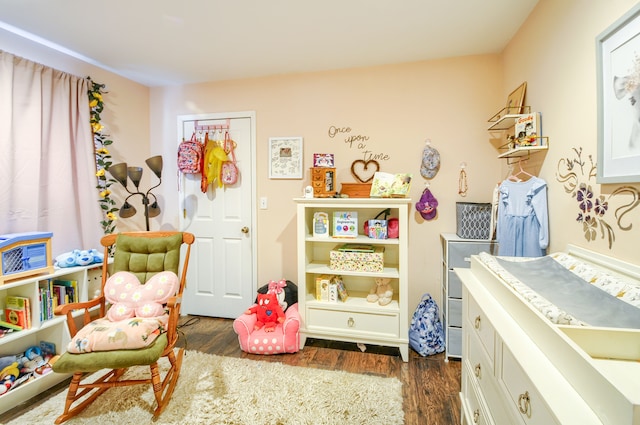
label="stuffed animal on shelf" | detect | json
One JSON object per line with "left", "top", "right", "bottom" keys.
{"left": 55, "top": 249, "right": 104, "bottom": 268}
{"left": 244, "top": 292, "right": 285, "bottom": 332}
{"left": 366, "top": 278, "right": 393, "bottom": 306}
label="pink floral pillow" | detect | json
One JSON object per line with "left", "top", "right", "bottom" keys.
{"left": 105, "top": 271, "right": 179, "bottom": 321}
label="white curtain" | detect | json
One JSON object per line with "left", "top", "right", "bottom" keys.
{"left": 0, "top": 50, "right": 103, "bottom": 256}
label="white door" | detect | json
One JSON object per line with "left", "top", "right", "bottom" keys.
{"left": 178, "top": 112, "right": 256, "bottom": 319}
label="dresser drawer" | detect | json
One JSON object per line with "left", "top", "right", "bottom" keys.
{"left": 449, "top": 242, "right": 496, "bottom": 268}
{"left": 306, "top": 307, "right": 399, "bottom": 337}
{"left": 500, "top": 345, "right": 559, "bottom": 425}
{"left": 462, "top": 369, "right": 491, "bottom": 425}
{"left": 448, "top": 269, "right": 463, "bottom": 298}
{"left": 467, "top": 294, "right": 495, "bottom": 363}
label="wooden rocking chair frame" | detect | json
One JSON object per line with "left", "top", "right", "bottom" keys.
{"left": 52, "top": 231, "right": 194, "bottom": 424}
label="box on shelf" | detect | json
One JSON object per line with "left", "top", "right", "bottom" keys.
{"left": 333, "top": 211, "right": 358, "bottom": 238}
{"left": 456, "top": 202, "right": 492, "bottom": 239}
{"left": 0, "top": 231, "right": 54, "bottom": 284}
{"left": 329, "top": 245, "right": 385, "bottom": 273}
{"left": 315, "top": 274, "right": 331, "bottom": 301}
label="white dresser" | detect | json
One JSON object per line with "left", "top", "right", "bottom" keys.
{"left": 456, "top": 250, "right": 640, "bottom": 425}
{"left": 440, "top": 233, "right": 496, "bottom": 360}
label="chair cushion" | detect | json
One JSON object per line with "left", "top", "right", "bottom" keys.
{"left": 113, "top": 233, "right": 182, "bottom": 283}
{"left": 66, "top": 316, "right": 168, "bottom": 353}
{"left": 53, "top": 333, "right": 168, "bottom": 373}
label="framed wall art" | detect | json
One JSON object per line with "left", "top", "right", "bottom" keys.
{"left": 505, "top": 82, "right": 527, "bottom": 115}
{"left": 597, "top": 3, "right": 640, "bottom": 183}
{"left": 268, "top": 137, "right": 303, "bottom": 179}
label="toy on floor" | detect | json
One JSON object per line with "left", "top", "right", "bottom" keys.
{"left": 366, "top": 277, "right": 393, "bottom": 306}
{"left": 55, "top": 249, "right": 104, "bottom": 268}
{"left": 244, "top": 292, "right": 285, "bottom": 332}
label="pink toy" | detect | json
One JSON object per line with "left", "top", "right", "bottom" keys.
{"left": 244, "top": 292, "right": 285, "bottom": 332}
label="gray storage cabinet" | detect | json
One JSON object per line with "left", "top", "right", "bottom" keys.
{"left": 440, "top": 233, "right": 497, "bottom": 360}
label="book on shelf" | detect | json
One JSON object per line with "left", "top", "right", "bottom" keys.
{"left": 39, "top": 279, "right": 54, "bottom": 321}
{"left": 337, "top": 243, "right": 375, "bottom": 253}
{"left": 5, "top": 295, "right": 31, "bottom": 329}
{"left": 0, "top": 319, "right": 22, "bottom": 338}
{"left": 513, "top": 112, "right": 543, "bottom": 147}
{"left": 53, "top": 279, "right": 78, "bottom": 304}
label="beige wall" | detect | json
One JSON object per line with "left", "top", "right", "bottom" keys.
{"left": 3, "top": 0, "right": 640, "bottom": 315}
{"left": 150, "top": 56, "right": 503, "bottom": 310}
{"left": 501, "top": 0, "right": 640, "bottom": 266}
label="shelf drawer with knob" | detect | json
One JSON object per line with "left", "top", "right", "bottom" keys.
{"left": 305, "top": 302, "right": 400, "bottom": 338}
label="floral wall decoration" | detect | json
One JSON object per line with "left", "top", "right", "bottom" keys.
{"left": 88, "top": 78, "right": 118, "bottom": 236}
{"left": 556, "top": 147, "right": 640, "bottom": 248}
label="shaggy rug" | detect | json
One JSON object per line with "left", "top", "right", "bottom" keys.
{"left": 6, "top": 351, "right": 404, "bottom": 425}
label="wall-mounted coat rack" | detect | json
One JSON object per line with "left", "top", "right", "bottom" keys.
{"left": 194, "top": 119, "right": 230, "bottom": 132}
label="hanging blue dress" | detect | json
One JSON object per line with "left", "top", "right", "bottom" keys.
{"left": 496, "top": 177, "right": 549, "bottom": 257}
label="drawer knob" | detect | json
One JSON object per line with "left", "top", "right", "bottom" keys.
{"left": 474, "top": 315, "right": 481, "bottom": 330}
{"left": 347, "top": 317, "right": 355, "bottom": 327}
{"left": 474, "top": 363, "right": 482, "bottom": 379}
{"left": 518, "top": 391, "right": 531, "bottom": 418}
{"left": 473, "top": 409, "right": 480, "bottom": 423}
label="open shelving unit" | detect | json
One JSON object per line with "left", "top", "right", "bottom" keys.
{"left": 294, "top": 197, "right": 410, "bottom": 361}
{"left": 0, "top": 263, "right": 104, "bottom": 414}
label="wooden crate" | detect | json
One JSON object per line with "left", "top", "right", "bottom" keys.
{"left": 340, "top": 183, "right": 372, "bottom": 198}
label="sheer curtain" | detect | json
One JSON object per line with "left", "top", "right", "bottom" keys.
{"left": 0, "top": 50, "right": 102, "bottom": 256}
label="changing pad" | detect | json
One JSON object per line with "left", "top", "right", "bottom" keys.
{"left": 478, "top": 252, "right": 640, "bottom": 327}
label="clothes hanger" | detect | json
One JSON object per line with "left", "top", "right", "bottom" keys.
{"left": 507, "top": 159, "right": 533, "bottom": 182}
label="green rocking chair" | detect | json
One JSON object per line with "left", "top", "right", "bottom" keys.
{"left": 51, "top": 231, "right": 194, "bottom": 424}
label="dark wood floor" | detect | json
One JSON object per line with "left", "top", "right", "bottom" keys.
{"left": 0, "top": 315, "right": 461, "bottom": 425}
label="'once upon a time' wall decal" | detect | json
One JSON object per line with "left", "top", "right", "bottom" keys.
{"left": 328, "top": 125, "right": 391, "bottom": 162}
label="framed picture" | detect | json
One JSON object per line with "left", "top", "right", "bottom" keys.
{"left": 269, "top": 137, "right": 303, "bottom": 179}
{"left": 597, "top": 3, "right": 640, "bottom": 183}
{"left": 505, "top": 82, "right": 527, "bottom": 115}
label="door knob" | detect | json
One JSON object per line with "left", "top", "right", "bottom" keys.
{"left": 241, "top": 226, "right": 249, "bottom": 234}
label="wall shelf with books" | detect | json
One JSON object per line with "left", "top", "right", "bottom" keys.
{"left": 487, "top": 105, "right": 531, "bottom": 130}
{"left": 488, "top": 110, "right": 549, "bottom": 160}
{"left": 0, "top": 262, "right": 104, "bottom": 415}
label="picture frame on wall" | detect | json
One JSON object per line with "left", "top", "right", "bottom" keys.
{"left": 597, "top": 3, "right": 640, "bottom": 183}
{"left": 505, "top": 82, "right": 527, "bottom": 115}
{"left": 269, "top": 137, "right": 303, "bottom": 179}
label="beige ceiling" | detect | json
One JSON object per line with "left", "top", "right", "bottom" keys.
{"left": 0, "top": 0, "right": 538, "bottom": 87}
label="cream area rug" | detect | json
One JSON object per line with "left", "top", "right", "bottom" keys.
{"left": 7, "top": 350, "right": 404, "bottom": 425}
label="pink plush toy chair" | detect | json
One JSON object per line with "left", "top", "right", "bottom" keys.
{"left": 233, "top": 302, "right": 300, "bottom": 354}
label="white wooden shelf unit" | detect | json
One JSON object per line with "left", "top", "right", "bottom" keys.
{"left": 0, "top": 263, "right": 104, "bottom": 415}
{"left": 294, "top": 197, "right": 410, "bottom": 362}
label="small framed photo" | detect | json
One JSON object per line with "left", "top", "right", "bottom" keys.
{"left": 269, "top": 137, "right": 303, "bottom": 179}
{"left": 597, "top": 3, "right": 640, "bottom": 183}
{"left": 313, "top": 153, "right": 334, "bottom": 167}
{"left": 505, "top": 82, "right": 527, "bottom": 115}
